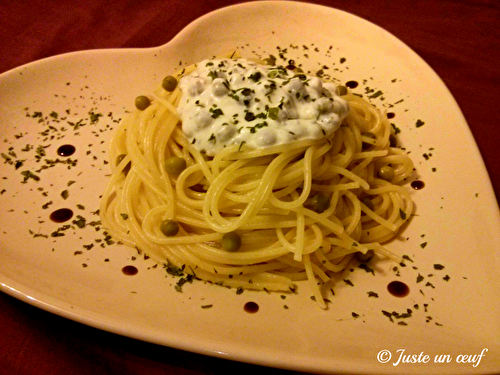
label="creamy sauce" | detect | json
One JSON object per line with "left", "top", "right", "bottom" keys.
{"left": 177, "top": 58, "right": 349, "bottom": 156}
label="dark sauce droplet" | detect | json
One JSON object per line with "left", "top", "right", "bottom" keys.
{"left": 387, "top": 281, "right": 410, "bottom": 297}
{"left": 57, "top": 144, "right": 76, "bottom": 157}
{"left": 411, "top": 180, "right": 425, "bottom": 190}
{"left": 122, "top": 265, "right": 138, "bottom": 276}
{"left": 387, "top": 112, "right": 396, "bottom": 119}
{"left": 345, "top": 80, "right": 359, "bottom": 89}
{"left": 50, "top": 208, "right": 73, "bottom": 223}
{"left": 244, "top": 301, "right": 259, "bottom": 313}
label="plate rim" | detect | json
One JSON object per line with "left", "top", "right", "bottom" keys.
{"left": 1, "top": 1, "right": 499, "bottom": 373}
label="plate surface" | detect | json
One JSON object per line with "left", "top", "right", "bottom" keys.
{"left": 0, "top": 2, "right": 498, "bottom": 374}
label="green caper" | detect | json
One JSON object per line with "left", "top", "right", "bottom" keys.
{"left": 162, "top": 75, "right": 178, "bottom": 92}
{"left": 264, "top": 56, "right": 276, "bottom": 65}
{"left": 361, "top": 197, "right": 374, "bottom": 211}
{"left": 221, "top": 232, "right": 241, "bottom": 252}
{"left": 160, "top": 219, "right": 179, "bottom": 237}
{"left": 268, "top": 107, "right": 280, "bottom": 120}
{"left": 268, "top": 70, "right": 279, "bottom": 79}
{"left": 116, "top": 153, "right": 131, "bottom": 175}
{"left": 361, "top": 132, "right": 376, "bottom": 150}
{"left": 336, "top": 85, "right": 348, "bottom": 96}
{"left": 378, "top": 165, "right": 395, "bottom": 181}
{"left": 389, "top": 134, "right": 398, "bottom": 147}
{"left": 165, "top": 156, "right": 187, "bottom": 175}
{"left": 306, "top": 192, "right": 330, "bottom": 213}
{"left": 355, "top": 249, "right": 375, "bottom": 263}
{"left": 135, "top": 95, "right": 151, "bottom": 110}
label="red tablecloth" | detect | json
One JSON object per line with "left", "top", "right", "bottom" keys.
{"left": 0, "top": 1, "right": 499, "bottom": 374}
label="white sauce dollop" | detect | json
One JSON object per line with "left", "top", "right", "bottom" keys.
{"left": 177, "top": 58, "right": 349, "bottom": 156}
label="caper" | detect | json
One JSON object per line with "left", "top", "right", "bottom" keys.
{"left": 355, "top": 249, "right": 375, "bottom": 263}
{"left": 361, "top": 197, "right": 374, "bottom": 211}
{"left": 221, "top": 232, "right": 241, "bottom": 252}
{"left": 264, "top": 56, "right": 276, "bottom": 65}
{"left": 165, "top": 156, "right": 187, "bottom": 176}
{"left": 336, "top": 85, "right": 348, "bottom": 96}
{"left": 378, "top": 165, "right": 395, "bottom": 181}
{"left": 268, "top": 107, "right": 280, "bottom": 120}
{"left": 162, "top": 75, "right": 178, "bottom": 92}
{"left": 361, "top": 132, "right": 376, "bottom": 150}
{"left": 116, "top": 153, "right": 131, "bottom": 175}
{"left": 135, "top": 95, "right": 151, "bottom": 110}
{"left": 306, "top": 192, "right": 330, "bottom": 213}
{"left": 268, "top": 70, "right": 279, "bottom": 79}
{"left": 160, "top": 219, "right": 179, "bottom": 237}
{"left": 389, "top": 134, "right": 398, "bottom": 147}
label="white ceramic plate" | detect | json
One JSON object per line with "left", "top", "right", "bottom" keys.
{"left": 0, "top": 2, "right": 499, "bottom": 374}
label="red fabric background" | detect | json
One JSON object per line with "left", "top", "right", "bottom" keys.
{"left": 0, "top": 1, "right": 498, "bottom": 374}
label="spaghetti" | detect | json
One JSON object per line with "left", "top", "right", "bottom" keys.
{"left": 100, "top": 56, "right": 414, "bottom": 308}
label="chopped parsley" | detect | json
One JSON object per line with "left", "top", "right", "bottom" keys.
{"left": 343, "top": 279, "right": 354, "bottom": 286}
{"left": 249, "top": 71, "right": 261, "bottom": 82}
{"left": 399, "top": 209, "right": 407, "bottom": 220}
{"left": 416, "top": 119, "right": 425, "bottom": 128}
{"left": 210, "top": 107, "right": 224, "bottom": 118}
